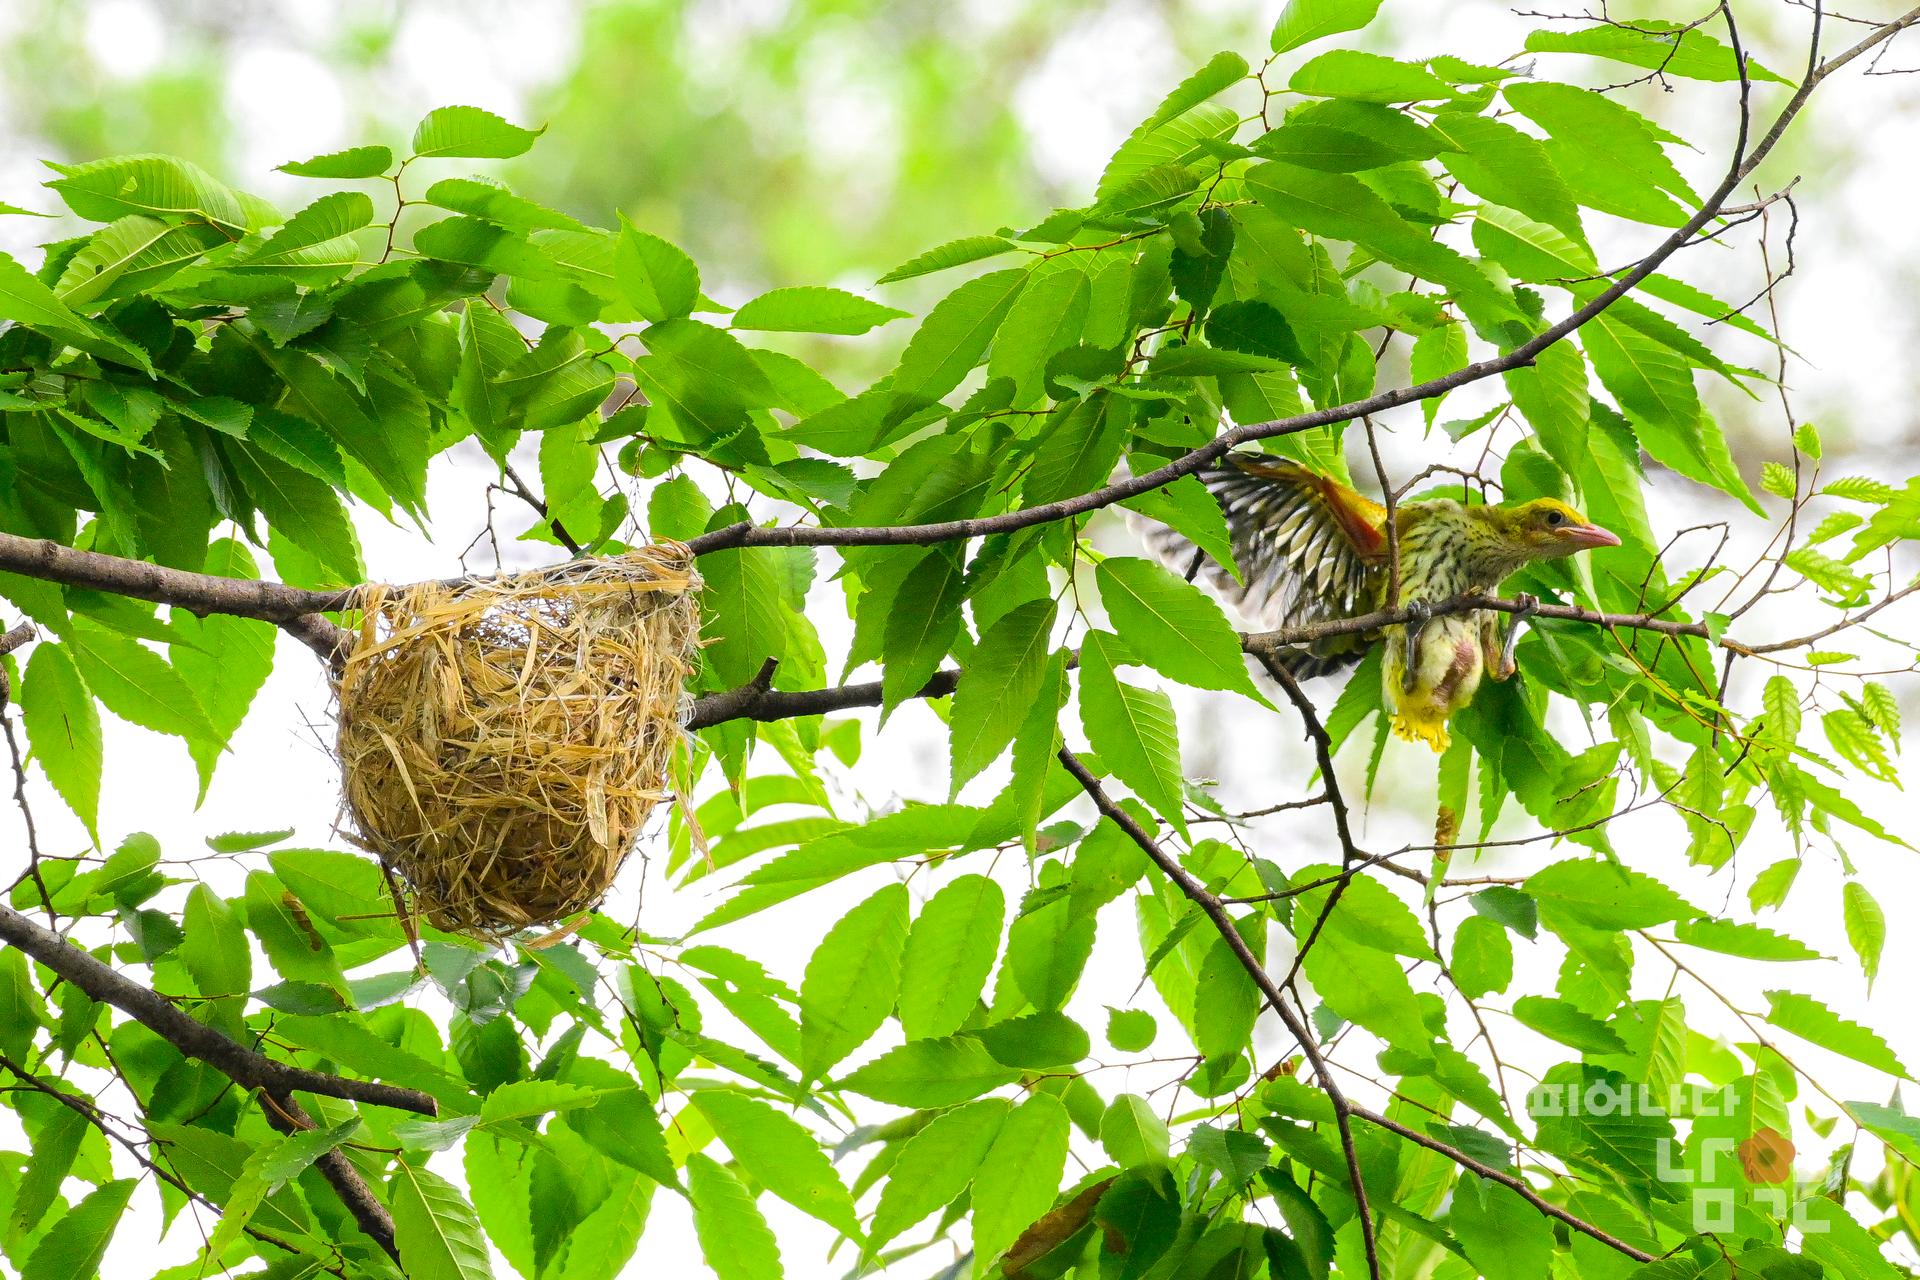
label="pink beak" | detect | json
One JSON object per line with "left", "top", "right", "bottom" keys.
{"left": 1561, "top": 522, "right": 1622, "bottom": 549}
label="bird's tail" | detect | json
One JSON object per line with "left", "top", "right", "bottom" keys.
{"left": 1390, "top": 707, "right": 1451, "bottom": 754}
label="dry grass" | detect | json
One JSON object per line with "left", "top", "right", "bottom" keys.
{"left": 333, "top": 545, "right": 700, "bottom": 935}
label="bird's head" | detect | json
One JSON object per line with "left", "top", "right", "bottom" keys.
{"left": 1482, "top": 498, "right": 1623, "bottom": 562}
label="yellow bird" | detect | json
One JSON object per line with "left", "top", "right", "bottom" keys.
{"left": 1146, "top": 453, "right": 1621, "bottom": 752}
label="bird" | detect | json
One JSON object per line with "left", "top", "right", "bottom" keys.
{"left": 1141, "top": 452, "right": 1621, "bottom": 752}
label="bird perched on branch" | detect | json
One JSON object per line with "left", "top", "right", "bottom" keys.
{"left": 1144, "top": 454, "right": 1620, "bottom": 752}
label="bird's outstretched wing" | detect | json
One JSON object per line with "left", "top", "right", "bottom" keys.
{"left": 1138, "top": 453, "right": 1389, "bottom": 676}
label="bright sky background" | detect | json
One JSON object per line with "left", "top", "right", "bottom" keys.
{"left": 3, "top": 1, "right": 1920, "bottom": 1276}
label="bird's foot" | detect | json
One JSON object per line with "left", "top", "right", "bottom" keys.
{"left": 1497, "top": 593, "right": 1539, "bottom": 679}
{"left": 1400, "top": 599, "right": 1432, "bottom": 692}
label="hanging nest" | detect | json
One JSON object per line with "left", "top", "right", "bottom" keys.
{"left": 332, "top": 545, "right": 701, "bottom": 936}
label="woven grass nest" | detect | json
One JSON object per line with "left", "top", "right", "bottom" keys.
{"left": 333, "top": 544, "right": 701, "bottom": 936}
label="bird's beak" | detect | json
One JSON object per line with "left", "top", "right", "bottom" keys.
{"left": 1561, "top": 522, "right": 1622, "bottom": 549}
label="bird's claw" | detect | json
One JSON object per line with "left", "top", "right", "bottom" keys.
{"left": 1400, "top": 599, "right": 1432, "bottom": 693}
{"left": 1497, "top": 593, "right": 1538, "bottom": 679}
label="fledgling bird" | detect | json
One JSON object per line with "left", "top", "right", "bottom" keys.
{"left": 1144, "top": 453, "right": 1621, "bottom": 752}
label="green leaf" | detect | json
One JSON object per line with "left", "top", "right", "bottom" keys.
{"left": 20, "top": 644, "right": 102, "bottom": 843}
{"left": 422, "top": 177, "right": 586, "bottom": 233}
{"left": 972, "top": 1093, "right": 1070, "bottom": 1273}
{"left": 976, "top": 1010, "right": 1091, "bottom": 1069}
{"left": 1448, "top": 1174, "right": 1554, "bottom": 1280}
{"left": 837, "top": 1035, "right": 1019, "bottom": 1106}
{"left": 1450, "top": 915, "right": 1512, "bottom": 1000}
{"left": 210, "top": 1119, "right": 359, "bottom": 1259}
{"left": 411, "top": 105, "right": 543, "bottom": 158}
{"left": 1192, "top": 926, "right": 1262, "bottom": 1059}
{"left": 1435, "top": 113, "right": 1586, "bottom": 245}
{"left": 227, "top": 446, "right": 363, "bottom": 583}
{"left": 183, "top": 883, "right": 250, "bottom": 1027}
{"left": 687, "top": 1154, "right": 783, "bottom": 1280}
{"left": 799, "top": 883, "right": 910, "bottom": 1082}
{"left": 730, "top": 285, "right": 906, "bottom": 335}
{"left": 1503, "top": 81, "right": 1692, "bottom": 226}
{"left": 1524, "top": 23, "right": 1787, "bottom": 84}
{"left": 21, "top": 1177, "right": 133, "bottom": 1280}
{"left": 1107, "top": 1007, "right": 1157, "bottom": 1052}
{"left": 1842, "top": 881, "right": 1886, "bottom": 986}
{"left": 870, "top": 1099, "right": 1010, "bottom": 1247}
{"left": 1095, "top": 557, "right": 1266, "bottom": 702}
{"left": 1525, "top": 858, "right": 1696, "bottom": 930}
{"left": 1245, "top": 162, "right": 1512, "bottom": 318}
{"left": 881, "top": 548, "right": 964, "bottom": 716}
{"left": 389, "top": 1163, "right": 493, "bottom": 1280}
{"left": 67, "top": 622, "right": 219, "bottom": 745}
{"left": 692, "top": 1091, "right": 859, "bottom": 1237}
{"left": 1121, "top": 475, "right": 1241, "bottom": 583}
{"left": 875, "top": 235, "right": 1021, "bottom": 285}
{"left": 1290, "top": 50, "right": 1450, "bottom": 103}
{"left": 1511, "top": 995, "right": 1629, "bottom": 1054}
{"left": 1670, "top": 917, "right": 1820, "bottom": 962}
{"left": 172, "top": 539, "right": 276, "bottom": 794}
{"left": 988, "top": 265, "right": 1091, "bottom": 406}
{"left": 10, "top": 1104, "right": 88, "bottom": 1236}
{"left": 1299, "top": 932, "right": 1428, "bottom": 1052}
{"left": 1270, "top": 0, "right": 1384, "bottom": 53}
{"left": 46, "top": 154, "right": 251, "bottom": 236}
{"left": 614, "top": 218, "right": 699, "bottom": 322}
{"left": 1102, "top": 1094, "right": 1172, "bottom": 1167}
{"left": 232, "top": 191, "right": 372, "bottom": 284}
{"left": 951, "top": 601, "right": 1056, "bottom": 792}
{"left": 1765, "top": 991, "right": 1908, "bottom": 1077}
{"left": 699, "top": 532, "right": 786, "bottom": 689}
{"left": 1503, "top": 339, "right": 1590, "bottom": 474}
{"left": 278, "top": 145, "right": 394, "bottom": 178}
{"left": 898, "top": 874, "right": 1006, "bottom": 1040}
{"left": 891, "top": 267, "right": 1028, "bottom": 404}
{"left": 1078, "top": 636, "right": 1186, "bottom": 836}
{"left": 56, "top": 216, "right": 227, "bottom": 307}
{"left": 564, "top": 1088, "right": 679, "bottom": 1190}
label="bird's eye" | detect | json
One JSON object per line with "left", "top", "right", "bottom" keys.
{"left": 1544, "top": 510, "right": 1566, "bottom": 527}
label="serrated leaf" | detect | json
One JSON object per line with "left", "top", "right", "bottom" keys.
{"left": 21, "top": 1177, "right": 133, "bottom": 1280}
{"left": 693, "top": 1091, "right": 858, "bottom": 1237}
{"left": 1290, "top": 50, "right": 1449, "bottom": 103}
{"left": 19, "top": 644, "right": 102, "bottom": 843}
{"left": 870, "top": 1099, "right": 1009, "bottom": 1247}
{"left": 687, "top": 1154, "right": 783, "bottom": 1280}
{"left": 279, "top": 145, "right": 394, "bottom": 178}
{"left": 66, "top": 621, "right": 220, "bottom": 745}
{"left": 1270, "top": 0, "right": 1384, "bottom": 53}
{"left": 972, "top": 1094, "right": 1070, "bottom": 1273}
{"left": 1524, "top": 22, "right": 1787, "bottom": 84}
{"left": 1764, "top": 990, "right": 1908, "bottom": 1077}
{"left": 411, "top": 105, "right": 543, "bottom": 159}
{"left": 1095, "top": 557, "right": 1266, "bottom": 702}
{"left": 837, "top": 1035, "right": 1019, "bottom": 1107}
{"left": 1671, "top": 917, "right": 1820, "bottom": 962}
{"left": 799, "top": 883, "right": 909, "bottom": 1083}
{"left": 1078, "top": 635, "right": 1186, "bottom": 836}
{"left": 614, "top": 218, "right": 699, "bottom": 322}
{"left": 950, "top": 601, "right": 1056, "bottom": 791}
{"left": 1512, "top": 995, "right": 1629, "bottom": 1054}
{"left": 891, "top": 267, "right": 1028, "bottom": 404}
{"left": 876, "top": 235, "right": 1020, "bottom": 285}
{"left": 730, "top": 285, "right": 906, "bottom": 335}
{"left": 899, "top": 874, "right": 1006, "bottom": 1040}
{"left": 1842, "top": 881, "right": 1885, "bottom": 986}
{"left": 389, "top": 1163, "right": 493, "bottom": 1280}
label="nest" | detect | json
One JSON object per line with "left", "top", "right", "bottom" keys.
{"left": 333, "top": 545, "right": 700, "bottom": 935}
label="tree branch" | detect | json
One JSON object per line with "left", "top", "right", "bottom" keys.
{"left": 1054, "top": 746, "right": 1384, "bottom": 1280}
{"left": 682, "top": 7, "right": 1916, "bottom": 560}
{"left": 1054, "top": 747, "right": 1663, "bottom": 1267}
{"left": 0, "top": 901, "right": 438, "bottom": 1117}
